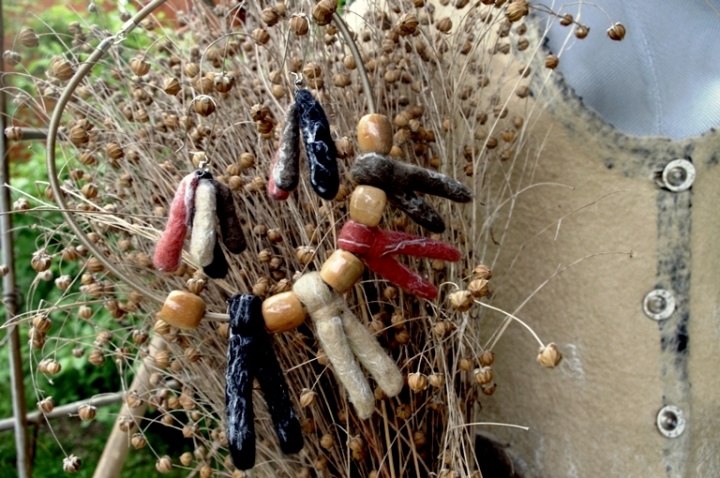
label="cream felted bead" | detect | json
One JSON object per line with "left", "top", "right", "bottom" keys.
{"left": 262, "top": 291, "right": 306, "bottom": 333}
{"left": 320, "top": 250, "right": 364, "bottom": 293}
{"left": 156, "top": 290, "right": 206, "bottom": 329}
{"left": 349, "top": 185, "right": 387, "bottom": 227}
{"left": 357, "top": 114, "right": 393, "bottom": 155}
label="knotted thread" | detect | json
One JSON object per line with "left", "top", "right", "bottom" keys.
{"left": 293, "top": 272, "right": 403, "bottom": 419}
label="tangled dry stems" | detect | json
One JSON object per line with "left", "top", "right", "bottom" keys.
{"left": 1, "top": 0, "right": 589, "bottom": 475}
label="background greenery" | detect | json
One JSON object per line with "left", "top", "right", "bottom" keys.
{"left": 1, "top": 1, "right": 187, "bottom": 475}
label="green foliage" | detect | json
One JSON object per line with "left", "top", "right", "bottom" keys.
{"left": 0, "top": 2, "right": 184, "bottom": 476}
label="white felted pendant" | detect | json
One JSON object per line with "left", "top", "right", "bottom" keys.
{"left": 189, "top": 179, "right": 217, "bottom": 267}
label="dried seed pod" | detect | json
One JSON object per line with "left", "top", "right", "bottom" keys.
{"left": 559, "top": 13, "right": 573, "bottom": 26}
{"left": 193, "top": 75, "right": 214, "bottom": 93}
{"left": 295, "top": 246, "right": 315, "bottom": 265}
{"left": 408, "top": 372, "right": 429, "bottom": 392}
{"left": 312, "top": 0, "right": 336, "bottom": 26}
{"left": 333, "top": 72, "right": 351, "bottom": 88}
{"left": 474, "top": 366, "right": 493, "bottom": 385}
{"left": 607, "top": 22, "right": 626, "bottom": 41}
{"left": 428, "top": 372, "right": 445, "bottom": 388}
{"left": 63, "top": 455, "right": 82, "bottom": 473}
{"left": 78, "top": 404, "right": 96, "bottom": 421}
{"left": 476, "top": 351, "right": 494, "bottom": 368}
{"left": 130, "top": 57, "right": 150, "bottom": 76}
{"left": 214, "top": 73, "right": 235, "bottom": 93}
{"left": 252, "top": 28, "right": 270, "bottom": 45}
{"left": 184, "top": 62, "right": 199, "bottom": 77}
{"left": 300, "top": 388, "right": 316, "bottom": 407}
{"left": 31, "top": 250, "right": 51, "bottom": 272}
{"left": 194, "top": 96, "right": 216, "bottom": 116}
{"left": 153, "top": 350, "right": 170, "bottom": 369}
{"left": 69, "top": 125, "right": 89, "bottom": 146}
{"left": 436, "top": 17, "right": 452, "bottom": 33}
{"left": 44, "top": 360, "right": 62, "bottom": 375}
{"left": 33, "top": 314, "right": 52, "bottom": 332}
{"left": 481, "top": 382, "right": 497, "bottom": 395}
{"left": 78, "top": 305, "right": 92, "bottom": 320}
{"left": 130, "top": 433, "right": 146, "bottom": 449}
{"left": 80, "top": 183, "right": 98, "bottom": 200}
{"left": 449, "top": 290, "right": 473, "bottom": 311}
{"left": 320, "top": 434, "right": 335, "bottom": 449}
{"left": 179, "top": 452, "right": 192, "bottom": 466}
{"left": 459, "top": 357, "right": 473, "bottom": 371}
{"left": 38, "top": 397, "right": 55, "bottom": 413}
{"left": 156, "top": 456, "right": 172, "bottom": 474}
{"left": 106, "top": 142, "right": 123, "bottom": 160}
{"left": 290, "top": 15, "right": 309, "bottom": 36}
{"left": 396, "top": 13, "right": 419, "bottom": 36}
{"left": 19, "top": 28, "right": 39, "bottom": 48}
{"left": 261, "top": 6, "right": 280, "bottom": 26}
{"left": 544, "top": 54, "right": 559, "bottom": 69}
{"left": 468, "top": 278, "right": 489, "bottom": 298}
{"left": 163, "top": 77, "right": 181, "bottom": 95}
{"left": 51, "top": 58, "right": 75, "bottom": 81}
{"left": 537, "top": 342, "right": 563, "bottom": 368}
{"left": 506, "top": 0, "right": 528, "bottom": 22}
{"left": 575, "top": 25, "right": 590, "bottom": 39}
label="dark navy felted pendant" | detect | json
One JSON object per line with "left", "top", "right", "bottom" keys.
{"left": 295, "top": 89, "right": 339, "bottom": 200}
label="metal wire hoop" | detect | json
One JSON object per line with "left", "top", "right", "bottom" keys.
{"left": 44, "top": 2, "right": 373, "bottom": 324}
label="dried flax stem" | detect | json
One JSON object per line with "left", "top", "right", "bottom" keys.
{"left": 44, "top": 0, "right": 170, "bottom": 307}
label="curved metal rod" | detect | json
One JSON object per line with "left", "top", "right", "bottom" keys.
{"left": 332, "top": 11, "right": 376, "bottom": 114}
{"left": 44, "top": 5, "right": 371, "bottom": 324}
{"left": 44, "top": 0, "right": 228, "bottom": 322}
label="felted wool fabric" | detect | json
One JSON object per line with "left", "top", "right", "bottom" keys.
{"left": 295, "top": 89, "right": 339, "bottom": 200}
{"left": 153, "top": 172, "right": 199, "bottom": 272}
{"left": 214, "top": 179, "right": 246, "bottom": 254}
{"left": 189, "top": 179, "right": 217, "bottom": 268}
{"left": 226, "top": 295, "right": 303, "bottom": 470}
{"left": 272, "top": 102, "right": 301, "bottom": 193}
{"left": 293, "top": 272, "right": 376, "bottom": 419}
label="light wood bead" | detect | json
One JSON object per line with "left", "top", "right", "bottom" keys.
{"left": 357, "top": 114, "right": 393, "bottom": 155}
{"left": 349, "top": 185, "right": 387, "bottom": 227}
{"left": 156, "top": 290, "right": 206, "bottom": 329}
{"left": 262, "top": 291, "right": 306, "bottom": 333}
{"left": 320, "top": 250, "right": 364, "bottom": 293}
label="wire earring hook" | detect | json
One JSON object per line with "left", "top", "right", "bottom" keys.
{"left": 290, "top": 71, "right": 303, "bottom": 89}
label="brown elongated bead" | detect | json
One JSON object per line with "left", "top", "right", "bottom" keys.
{"left": 156, "top": 291, "right": 206, "bottom": 329}
{"left": 320, "top": 250, "right": 364, "bottom": 293}
{"left": 357, "top": 114, "right": 393, "bottom": 155}
{"left": 349, "top": 185, "right": 387, "bottom": 227}
{"left": 262, "top": 291, "right": 306, "bottom": 333}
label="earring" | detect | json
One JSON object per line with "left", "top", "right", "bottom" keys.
{"left": 226, "top": 294, "right": 304, "bottom": 470}
{"left": 268, "top": 79, "right": 340, "bottom": 200}
{"left": 153, "top": 166, "right": 246, "bottom": 279}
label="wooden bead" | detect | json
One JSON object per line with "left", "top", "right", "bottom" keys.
{"left": 262, "top": 291, "right": 306, "bottom": 333}
{"left": 349, "top": 185, "right": 387, "bottom": 227}
{"left": 357, "top": 114, "right": 393, "bottom": 155}
{"left": 320, "top": 250, "right": 364, "bottom": 293}
{"left": 156, "top": 290, "right": 206, "bottom": 329}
